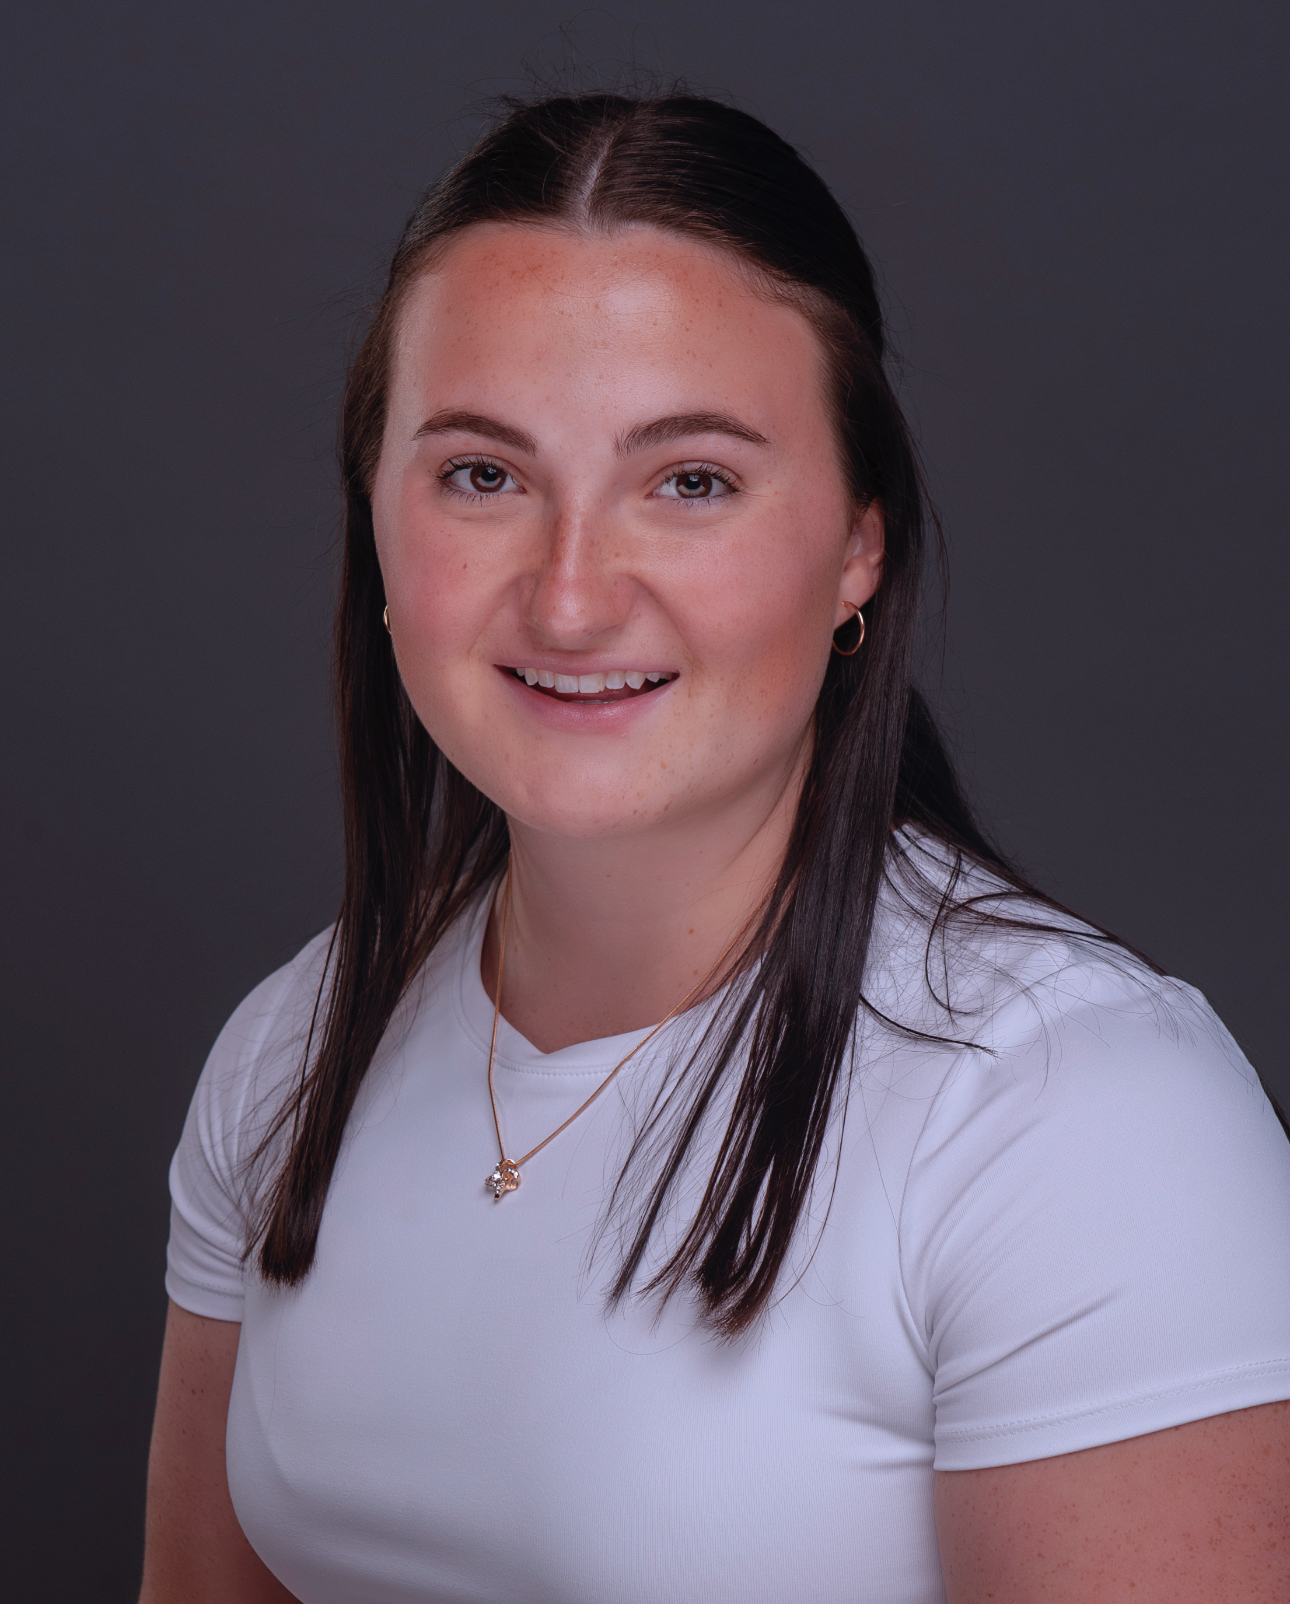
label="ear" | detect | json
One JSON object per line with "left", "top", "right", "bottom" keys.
{"left": 834, "top": 499, "right": 885, "bottom": 630}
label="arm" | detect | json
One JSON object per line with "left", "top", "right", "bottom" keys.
{"left": 139, "top": 1300, "right": 299, "bottom": 1604}
{"left": 935, "top": 1401, "right": 1290, "bottom": 1603}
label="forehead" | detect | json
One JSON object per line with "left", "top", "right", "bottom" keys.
{"left": 387, "top": 221, "right": 827, "bottom": 413}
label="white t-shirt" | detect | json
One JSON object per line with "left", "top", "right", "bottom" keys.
{"left": 167, "top": 839, "right": 1290, "bottom": 1604}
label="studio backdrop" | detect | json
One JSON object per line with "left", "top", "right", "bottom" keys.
{"left": 3, "top": 3, "right": 1286, "bottom": 1597}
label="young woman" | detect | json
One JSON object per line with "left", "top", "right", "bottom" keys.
{"left": 139, "top": 95, "right": 1290, "bottom": 1603}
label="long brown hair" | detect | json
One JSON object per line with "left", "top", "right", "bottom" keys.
{"left": 252, "top": 93, "right": 1068, "bottom": 1335}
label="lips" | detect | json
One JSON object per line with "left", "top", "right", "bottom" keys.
{"left": 504, "top": 666, "right": 678, "bottom": 704}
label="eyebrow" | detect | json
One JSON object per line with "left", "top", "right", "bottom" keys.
{"left": 616, "top": 412, "right": 769, "bottom": 456}
{"left": 411, "top": 407, "right": 769, "bottom": 459}
{"left": 413, "top": 409, "right": 538, "bottom": 454}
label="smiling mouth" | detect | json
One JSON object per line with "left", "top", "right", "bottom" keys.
{"left": 504, "top": 666, "right": 678, "bottom": 704}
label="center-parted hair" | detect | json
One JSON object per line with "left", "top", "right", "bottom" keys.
{"left": 250, "top": 93, "right": 1049, "bottom": 1335}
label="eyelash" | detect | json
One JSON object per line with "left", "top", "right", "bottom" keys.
{"left": 436, "top": 456, "right": 742, "bottom": 502}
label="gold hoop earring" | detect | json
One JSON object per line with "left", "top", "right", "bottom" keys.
{"left": 383, "top": 605, "right": 391, "bottom": 634}
{"left": 832, "top": 603, "right": 865, "bottom": 656}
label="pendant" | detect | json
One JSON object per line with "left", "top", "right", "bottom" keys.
{"left": 487, "top": 1158, "right": 521, "bottom": 1200}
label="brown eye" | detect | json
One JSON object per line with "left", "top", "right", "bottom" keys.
{"left": 675, "top": 470, "right": 715, "bottom": 498}
{"left": 443, "top": 460, "right": 518, "bottom": 499}
{"left": 656, "top": 466, "right": 734, "bottom": 503}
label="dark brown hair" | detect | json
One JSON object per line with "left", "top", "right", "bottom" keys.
{"left": 251, "top": 93, "right": 1067, "bottom": 1334}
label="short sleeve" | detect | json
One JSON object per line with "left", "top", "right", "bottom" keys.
{"left": 165, "top": 932, "right": 333, "bottom": 1322}
{"left": 900, "top": 967, "right": 1290, "bottom": 1470}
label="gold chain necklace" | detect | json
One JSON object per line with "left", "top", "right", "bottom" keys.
{"left": 484, "top": 862, "right": 722, "bottom": 1200}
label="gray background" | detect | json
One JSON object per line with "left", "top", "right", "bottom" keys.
{"left": 3, "top": 2, "right": 1286, "bottom": 1595}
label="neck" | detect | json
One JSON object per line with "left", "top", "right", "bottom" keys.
{"left": 481, "top": 750, "right": 807, "bottom": 1053}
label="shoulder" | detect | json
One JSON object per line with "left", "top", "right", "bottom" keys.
{"left": 872, "top": 828, "right": 1257, "bottom": 1087}
{"left": 920, "top": 949, "right": 1276, "bottom": 1181}
{"left": 870, "top": 828, "right": 1289, "bottom": 1294}
{"left": 930, "top": 850, "right": 1276, "bottom": 1162}
{"left": 867, "top": 845, "right": 1290, "bottom": 1465}
{"left": 199, "top": 929, "right": 337, "bottom": 1131}
{"left": 165, "top": 928, "right": 336, "bottom": 1318}
{"left": 176, "top": 897, "right": 480, "bottom": 1197}
{"left": 176, "top": 928, "right": 337, "bottom": 1204}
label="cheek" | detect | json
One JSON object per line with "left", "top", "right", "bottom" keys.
{"left": 376, "top": 488, "right": 493, "bottom": 665}
{"left": 372, "top": 548, "right": 497, "bottom": 781}
{"left": 672, "top": 525, "right": 839, "bottom": 748}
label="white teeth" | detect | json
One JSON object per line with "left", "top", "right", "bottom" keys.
{"left": 521, "top": 667, "right": 674, "bottom": 694}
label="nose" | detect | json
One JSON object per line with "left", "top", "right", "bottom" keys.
{"left": 522, "top": 500, "right": 634, "bottom": 650}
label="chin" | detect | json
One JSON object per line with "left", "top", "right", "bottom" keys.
{"left": 495, "top": 783, "right": 680, "bottom": 840}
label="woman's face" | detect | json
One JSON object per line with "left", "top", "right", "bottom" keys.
{"left": 371, "top": 222, "right": 882, "bottom": 843}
